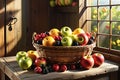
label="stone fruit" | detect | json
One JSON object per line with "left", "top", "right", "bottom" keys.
{"left": 16, "top": 51, "right": 27, "bottom": 62}
{"left": 60, "top": 26, "right": 72, "bottom": 36}
{"left": 26, "top": 50, "right": 39, "bottom": 62}
{"left": 73, "top": 27, "right": 85, "bottom": 35}
{"left": 18, "top": 57, "right": 32, "bottom": 70}
{"left": 60, "top": 64, "right": 67, "bottom": 72}
{"left": 76, "top": 33, "right": 89, "bottom": 46}
{"left": 49, "top": 28, "right": 60, "bottom": 37}
{"left": 92, "top": 53, "right": 105, "bottom": 67}
{"left": 35, "top": 57, "right": 46, "bottom": 67}
{"left": 61, "top": 36, "right": 73, "bottom": 46}
{"left": 52, "top": 64, "right": 60, "bottom": 72}
{"left": 34, "top": 66, "right": 42, "bottom": 73}
{"left": 42, "top": 36, "right": 55, "bottom": 46}
{"left": 80, "top": 55, "right": 94, "bottom": 70}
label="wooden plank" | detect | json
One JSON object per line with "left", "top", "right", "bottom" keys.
{"left": 0, "top": 0, "right": 5, "bottom": 57}
{"left": 0, "top": 56, "right": 119, "bottom": 80}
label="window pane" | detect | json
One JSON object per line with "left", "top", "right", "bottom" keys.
{"left": 91, "top": 7, "right": 97, "bottom": 20}
{"left": 112, "top": 36, "right": 120, "bottom": 50}
{"left": 99, "top": 7, "right": 109, "bottom": 20}
{"left": 87, "top": 0, "right": 97, "bottom": 6}
{"left": 112, "top": 6, "right": 120, "bottom": 21}
{"left": 91, "top": 21, "right": 98, "bottom": 33}
{"left": 99, "top": 35, "right": 110, "bottom": 48}
{"left": 99, "top": 0, "right": 109, "bottom": 5}
{"left": 111, "top": 0, "right": 120, "bottom": 5}
{"left": 99, "top": 22, "right": 110, "bottom": 34}
{"left": 112, "top": 22, "right": 120, "bottom": 35}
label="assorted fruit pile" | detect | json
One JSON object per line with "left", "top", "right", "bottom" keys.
{"left": 33, "top": 26, "right": 95, "bottom": 47}
{"left": 49, "top": 0, "right": 77, "bottom": 7}
{"left": 16, "top": 26, "right": 105, "bottom": 74}
{"left": 16, "top": 50, "right": 105, "bottom": 74}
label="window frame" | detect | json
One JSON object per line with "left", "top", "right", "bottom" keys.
{"left": 86, "top": 0, "right": 120, "bottom": 57}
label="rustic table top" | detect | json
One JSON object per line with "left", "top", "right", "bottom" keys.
{"left": 0, "top": 56, "right": 119, "bottom": 80}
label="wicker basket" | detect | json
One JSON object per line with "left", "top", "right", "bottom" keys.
{"left": 33, "top": 42, "right": 96, "bottom": 64}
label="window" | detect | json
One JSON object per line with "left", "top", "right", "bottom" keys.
{"left": 86, "top": 0, "right": 120, "bottom": 56}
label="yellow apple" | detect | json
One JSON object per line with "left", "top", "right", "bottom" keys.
{"left": 42, "top": 36, "right": 55, "bottom": 46}
{"left": 73, "top": 27, "right": 85, "bottom": 35}
{"left": 26, "top": 50, "right": 39, "bottom": 62}
{"left": 49, "top": 28, "right": 60, "bottom": 37}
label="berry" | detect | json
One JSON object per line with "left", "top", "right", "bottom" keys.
{"left": 34, "top": 66, "right": 42, "bottom": 73}
{"left": 42, "top": 67, "right": 49, "bottom": 74}
{"left": 70, "top": 64, "right": 76, "bottom": 70}
{"left": 87, "top": 38, "right": 94, "bottom": 45}
{"left": 54, "top": 40, "right": 62, "bottom": 46}
{"left": 60, "top": 64, "right": 67, "bottom": 72}
{"left": 36, "top": 39, "right": 42, "bottom": 44}
{"left": 72, "top": 41, "right": 79, "bottom": 46}
{"left": 54, "top": 36, "right": 62, "bottom": 41}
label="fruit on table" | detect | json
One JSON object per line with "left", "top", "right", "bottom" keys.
{"left": 60, "top": 26, "right": 72, "bottom": 36}
{"left": 18, "top": 56, "right": 32, "bottom": 70}
{"left": 34, "top": 57, "right": 46, "bottom": 67}
{"left": 61, "top": 36, "right": 73, "bottom": 46}
{"left": 80, "top": 55, "right": 94, "bottom": 70}
{"left": 60, "top": 64, "right": 67, "bottom": 72}
{"left": 16, "top": 51, "right": 27, "bottom": 62}
{"left": 92, "top": 53, "right": 105, "bottom": 67}
{"left": 26, "top": 50, "right": 39, "bottom": 62}
{"left": 76, "top": 33, "right": 89, "bottom": 46}
{"left": 73, "top": 27, "right": 85, "bottom": 35}
{"left": 52, "top": 64, "right": 60, "bottom": 72}
{"left": 49, "top": 28, "right": 60, "bottom": 37}
{"left": 34, "top": 66, "right": 42, "bottom": 73}
{"left": 42, "top": 36, "right": 55, "bottom": 46}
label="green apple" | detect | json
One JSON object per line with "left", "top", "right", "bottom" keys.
{"left": 60, "top": 0, "right": 65, "bottom": 6}
{"left": 61, "top": 36, "right": 73, "bottom": 46}
{"left": 16, "top": 51, "right": 27, "bottom": 62}
{"left": 65, "top": 0, "right": 73, "bottom": 5}
{"left": 76, "top": 33, "right": 89, "bottom": 46}
{"left": 70, "top": 34, "right": 77, "bottom": 41}
{"left": 18, "top": 57, "right": 32, "bottom": 70}
{"left": 50, "top": 0, "right": 56, "bottom": 7}
{"left": 60, "top": 26, "right": 72, "bottom": 36}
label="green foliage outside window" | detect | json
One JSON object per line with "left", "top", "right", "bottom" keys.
{"left": 91, "top": 6, "right": 120, "bottom": 50}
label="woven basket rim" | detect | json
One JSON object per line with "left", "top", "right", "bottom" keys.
{"left": 33, "top": 42, "right": 96, "bottom": 49}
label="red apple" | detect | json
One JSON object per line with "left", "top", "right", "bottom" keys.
{"left": 80, "top": 55, "right": 94, "bottom": 70}
{"left": 60, "top": 64, "right": 67, "bottom": 72}
{"left": 34, "top": 57, "right": 46, "bottom": 67}
{"left": 52, "top": 64, "right": 60, "bottom": 72}
{"left": 34, "top": 66, "right": 42, "bottom": 73}
{"left": 92, "top": 53, "right": 105, "bottom": 67}
{"left": 76, "top": 33, "right": 89, "bottom": 46}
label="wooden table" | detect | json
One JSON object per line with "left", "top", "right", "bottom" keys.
{"left": 0, "top": 56, "right": 119, "bottom": 80}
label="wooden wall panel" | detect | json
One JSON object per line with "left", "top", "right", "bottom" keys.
{"left": 0, "top": 0, "right": 5, "bottom": 57}
{"left": 27, "top": 0, "right": 49, "bottom": 50}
